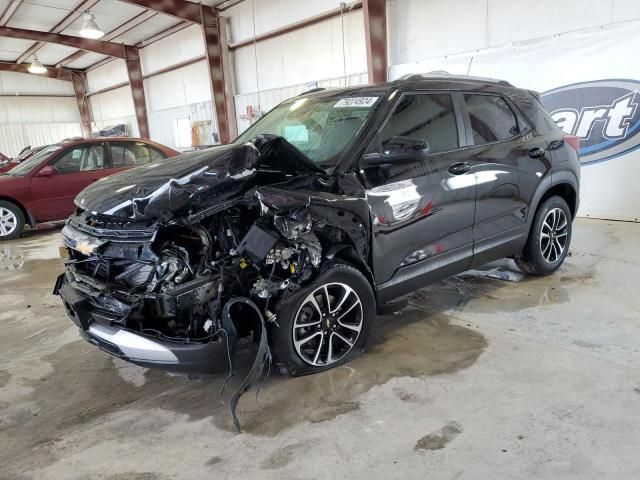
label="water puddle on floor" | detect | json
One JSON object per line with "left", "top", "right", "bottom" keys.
{"left": 2, "top": 229, "right": 604, "bottom": 468}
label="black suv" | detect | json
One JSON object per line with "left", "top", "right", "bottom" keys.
{"left": 56, "top": 74, "right": 579, "bottom": 380}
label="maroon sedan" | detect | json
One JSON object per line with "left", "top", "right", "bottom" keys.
{"left": 0, "top": 137, "right": 179, "bottom": 240}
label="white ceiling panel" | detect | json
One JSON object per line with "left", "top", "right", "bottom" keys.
{"left": 34, "top": 43, "right": 78, "bottom": 65}
{"left": 113, "top": 14, "right": 181, "bottom": 45}
{"left": 7, "top": 0, "right": 79, "bottom": 31}
{"left": 0, "top": 37, "right": 35, "bottom": 62}
{"left": 66, "top": 52, "right": 108, "bottom": 69}
{"left": 61, "top": 0, "right": 145, "bottom": 38}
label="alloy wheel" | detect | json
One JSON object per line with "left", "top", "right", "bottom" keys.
{"left": 292, "top": 282, "right": 363, "bottom": 366}
{"left": 539, "top": 207, "right": 568, "bottom": 263}
{"left": 0, "top": 208, "right": 17, "bottom": 238}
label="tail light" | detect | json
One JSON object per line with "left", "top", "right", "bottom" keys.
{"left": 563, "top": 135, "right": 580, "bottom": 153}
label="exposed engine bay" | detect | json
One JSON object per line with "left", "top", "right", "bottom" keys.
{"left": 54, "top": 135, "right": 371, "bottom": 430}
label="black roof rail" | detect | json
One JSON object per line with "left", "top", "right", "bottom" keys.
{"left": 298, "top": 87, "right": 326, "bottom": 96}
{"left": 396, "top": 72, "right": 514, "bottom": 87}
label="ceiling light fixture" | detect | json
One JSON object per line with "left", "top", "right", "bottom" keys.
{"left": 28, "top": 55, "right": 46, "bottom": 74}
{"left": 79, "top": 12, "right": 104, "bottom": 39}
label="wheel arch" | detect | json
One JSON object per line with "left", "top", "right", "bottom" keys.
{"left": 539, "top": 183, "right": 578, "bottom": 219}
{"left": 323, "top": 243, "right": 376, "bottom": 294}
{"left": 0, "top": 196, "right": 36, "bottom": 227}
{"left": 528, "top": 172, "right": 579, "bottom": 225}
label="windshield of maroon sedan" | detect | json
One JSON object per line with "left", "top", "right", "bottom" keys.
{"left": 234, "top": 95, "right": 380, "bottom": 167}
{"left": 7, "top": 145, "right": 62, "bottom": 176}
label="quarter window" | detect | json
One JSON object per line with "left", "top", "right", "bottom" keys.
{"left": 516, "top": 101, "right": 559, "bottom": 135}
{"left": 464, "top": 94, "right": 520, "bottom": 145}
{"left": 110, "top": 143, "right": 165, "bottom": 167}
{"left": 380, "top": 94, "right": 459, "bottom": 155}
{"left": 53, "top": 145, "right": 105, "bottom": 174}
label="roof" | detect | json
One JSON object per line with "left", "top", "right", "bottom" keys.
{"left": 297, "top": 73, "right": 523, "bottom": 100}
{"left": 52, "top": 136, "right": 179, "bottom": 154}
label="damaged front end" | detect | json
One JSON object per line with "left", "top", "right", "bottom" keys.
{"left": 54, "top": 135, "right": 371, "bottom": 426}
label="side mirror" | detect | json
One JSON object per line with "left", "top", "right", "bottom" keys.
{"left": 35, "top": 165, "right": 56, "bottom": 177}
{"left": 362, "top": 136, "right": 429, "bottom": 166}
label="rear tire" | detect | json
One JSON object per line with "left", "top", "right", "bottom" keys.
{"left": 271, "top": 262, "right": 375, "bottom": 376}
{"left": 515, "top": 196, "right": 572, "bottom": 275}
{"left": 0, "top": 201, "right": 24, "bottom": 241}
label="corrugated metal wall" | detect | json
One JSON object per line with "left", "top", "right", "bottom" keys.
{"left": 89, "top": 85, "right": 139, "bottom": 137}
{"left": 0, "top": 94, "right": 81, "bottom": 157}
{"left": 0, "top": 123, "right": 83, "bottom": 157}
{"left": 148, "top": 101, "right": 216, "bottom": 151}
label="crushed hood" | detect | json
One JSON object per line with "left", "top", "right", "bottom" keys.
{"left": 75, "top": 135, "right": 325, "bottom": 220}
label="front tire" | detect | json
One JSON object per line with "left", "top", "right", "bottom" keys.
{"left": 515, "top": 196, "right": 572, "bottom": 275}
{"left": 0, "top": 201, "right": 24, "bottom": 241}
{"left": 271, "top": 262, "right": 375, "bottom": 376}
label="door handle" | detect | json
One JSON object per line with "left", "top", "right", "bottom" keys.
{"left": 448, "top": 162, "right": 471, "bottom": 175}
{"left": 548, "top": 139, "right": 565, "bottom": 150}
{"left": 528, "top": 147, "right": 546, "bottom": 159}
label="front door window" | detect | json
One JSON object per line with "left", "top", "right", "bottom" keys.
{"left": 52, "top": 145, "right": 105, "bottom": 174}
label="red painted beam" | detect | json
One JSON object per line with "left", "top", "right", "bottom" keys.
{"left": 201, "top": 5, "right": 236, "bottom": 143}
{"left": 0, "top": 61, "right": 72, "bottom": 81}
{"left": 363, "top": 0, "right": 387, "bottom": 84}
{"left": 0, "top": 26, "right": 126, "bottom": 58}
{"left": 71, "top": 71, "right": 93, "bottom": 137}
{"left": 118, "top": 0, "right": 202, "bottom": 23}
{"left": 123, "top": 45, "right": 150, "bottom": 139}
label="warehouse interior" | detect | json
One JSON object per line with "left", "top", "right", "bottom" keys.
{"left": 1, "top": 1, "right": 640, "bottom": 479}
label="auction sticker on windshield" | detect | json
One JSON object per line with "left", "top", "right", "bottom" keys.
{"left": 334, "top": 97, "right": 379, "bottom": 108}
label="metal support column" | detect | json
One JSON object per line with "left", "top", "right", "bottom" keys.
{"left": 201, "top": 5, "right": 236, "bottom": 144}
{"left": 363, "top": 0, "right": 387, "bottom": 84}
{"left": 71, "top": 71, "right": 92, "bottom": 138}
{"left": 123, "top": 45, "right": 150, "bottom": 139}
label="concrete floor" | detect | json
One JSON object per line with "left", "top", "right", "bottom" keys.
{"left": 1, "top": 218, "right": 639, "bottom": 479}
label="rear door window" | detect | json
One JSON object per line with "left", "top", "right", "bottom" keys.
{"left": 380, "top": 93, "right": 459, "bottom": 154}
{"left": 464, "top": 94, "right": 520, "bottom": 145}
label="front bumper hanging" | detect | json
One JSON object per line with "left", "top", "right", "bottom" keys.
{"left": 54, "top": 273, "right": 233, "bottom": 374}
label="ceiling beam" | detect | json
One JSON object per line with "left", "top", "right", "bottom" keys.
{"left": 16, "top": 0, "right": 101, "bottom": 64}
{"left": 118, "top": 0, "right": 202, "bottom": 23}
{"left": 0, "top": 61, "right": 73, "bottom": 81}
{"left": 56, "top": 9, "right": 158, "bottom": 68}
{"left": 0, "top": 0, "right": 22, "bottom": 26}
{"left": 0, "top": 26, "right": 126, "bottom": 58}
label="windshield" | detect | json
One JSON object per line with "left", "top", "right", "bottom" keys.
{"left": 8, "top": 145, "right": 61, "bottom": 176}
{"left": 235, "top": 94, "right": 380, "bottom": 167}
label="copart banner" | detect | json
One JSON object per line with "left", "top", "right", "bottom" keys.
{"left": 390, "top": 20, "right": 640, "bottom": 221}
